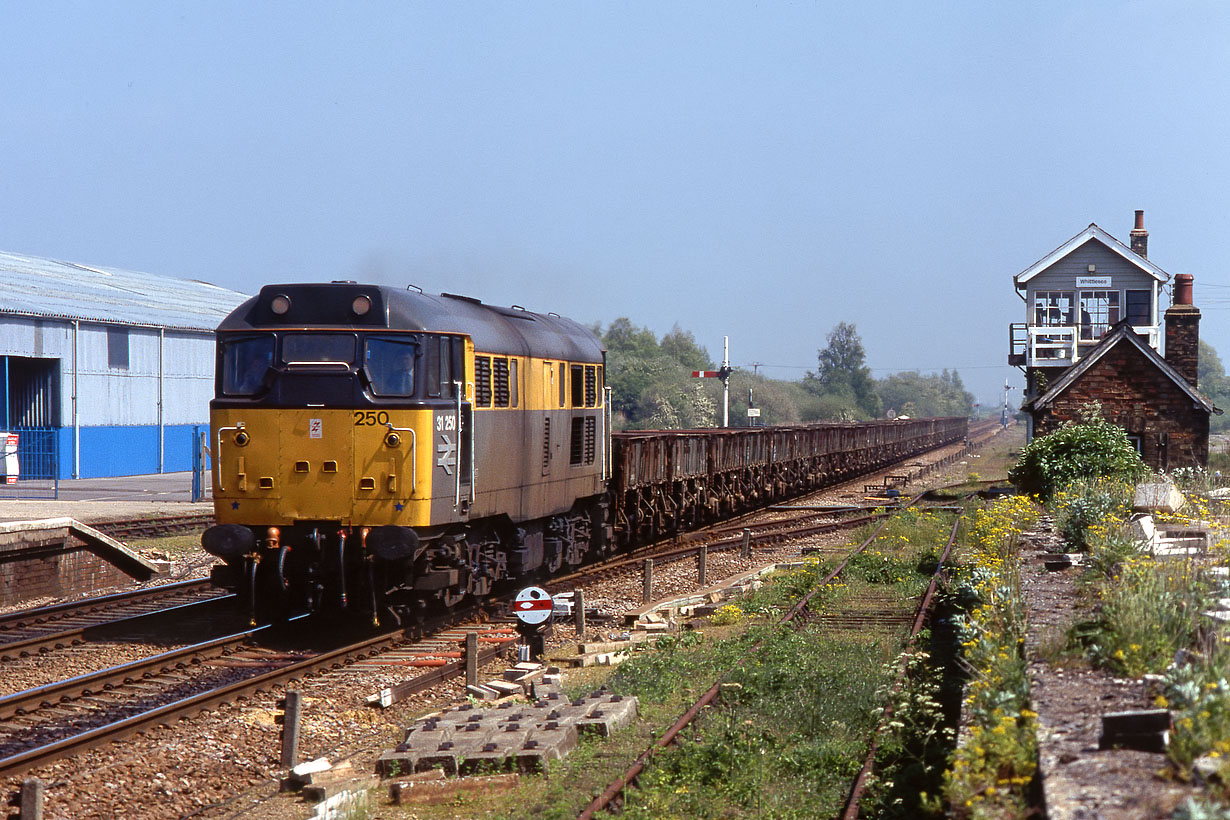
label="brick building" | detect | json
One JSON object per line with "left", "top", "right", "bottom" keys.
{"left": 1010, "top": 212, "right": 1219, "bottom": 470}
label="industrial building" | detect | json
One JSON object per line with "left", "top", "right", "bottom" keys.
{"left": 0, "top": 251, "right": 247, "bottom": 481}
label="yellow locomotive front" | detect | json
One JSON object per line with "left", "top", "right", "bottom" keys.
{"left": 203, "top": 284, "right": 479, "bottom": 625}
{"left": 202, "top": 282, "right": 611, "bottom": 627}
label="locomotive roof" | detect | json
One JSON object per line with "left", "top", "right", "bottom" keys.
{"left": 217, "top": 282, "right": 604, "bottom": 362}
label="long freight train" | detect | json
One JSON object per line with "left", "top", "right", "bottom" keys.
{"left": 201, "top": 283, "right": 967, "bottom": 624}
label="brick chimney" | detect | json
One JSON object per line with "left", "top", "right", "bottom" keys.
{"left": 1130, "top": 209, "right": 1149, "bottom": 258}
{"left": 1165, "top": 273, "right": 1200, "bottom": 387}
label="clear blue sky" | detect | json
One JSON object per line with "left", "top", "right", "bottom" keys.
{"left": 4, "top": 1, "right": 1229, "bottom": 408}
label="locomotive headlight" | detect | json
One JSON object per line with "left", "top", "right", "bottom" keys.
{"left": 352, "top": 295, "right": 372, "bottom": 316}
{"left": 270, "top": 294, "right": 291, "bottom": 315}
{"left": 235, "top": 431, "right": 250, "bottom": 447}
{"left": 384, "top": 432, "right": 401, "bottom": 448}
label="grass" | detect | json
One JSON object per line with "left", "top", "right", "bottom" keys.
{"left": 939, "top": 495, "right": 1040, "bottom": 818}
{"left": 126, "top": 532, "right": 207, "bottom": 556}
{"left": 386, "top": 506, "right": 961, "bottom": 819}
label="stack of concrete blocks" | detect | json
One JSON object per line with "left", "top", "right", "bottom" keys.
{"left": 377, "top": 690, "right": 639, "bottom": 798}
{"left": 626, "top": 561, "right": 806, "bottom": 627}
{"left": 1130, "top": 479, "right": 1211, "bottom": 558}
{"left": 465, "top": 661, "right": 551, "bottom": 701}
{"left": 281, "top": 758, "right": 378, "bottom": 820}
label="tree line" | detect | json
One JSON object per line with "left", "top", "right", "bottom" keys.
{"left": 598, "top": 318, "right": 974, "bottom": 430}
{"left": 1200, "top": 341, "right": 1230, "bottom": 434}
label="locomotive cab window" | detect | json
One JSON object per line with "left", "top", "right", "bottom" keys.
{"left": 282, "top": 334, "right": 356, "bottom": 367}
{"left": 364, "top": 338, "right": 419, "bottom": 397}
{"left": 221, "top": 334, "right": 275, "bottom": 396}
{"left": 425, "top": 335, "right": 459, "bottom": 399}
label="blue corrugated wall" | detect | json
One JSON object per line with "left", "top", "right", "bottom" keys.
{"left": 55, "top": 425, "right": 202, "bottom": 478}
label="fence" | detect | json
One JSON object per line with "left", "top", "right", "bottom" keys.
{"left": 191, "top": 426, "right": 212, "bottom": 502}
{"left": 0, "top": 426, "right": 59, "bottom": 499}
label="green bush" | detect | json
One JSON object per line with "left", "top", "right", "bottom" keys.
{"left": 1008, "top": 404, "right": 1148, "bottom": 501}
{"left": 1052, "top": 478, "right": 1133, "bottom": 550}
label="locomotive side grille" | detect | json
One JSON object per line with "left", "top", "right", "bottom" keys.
{"left": 570, "top": 417, "right": 584, "bottom": 465}
{"left": 493, "top": 357, "right": 511, "bottom": 407}
{"left": 585, "top": 365, "right": 597, "bottom": 407}
{"left": 584, "top": 415, "right": 596, "bottom": 464}
{"left": 475, "top": 356, "right": 492, "bottom": 406}
{"left": 542, "top": 417, "right": 551, "bottom": 474}
{"left": 570, "top": 415, "right": 597, "bottom": 466}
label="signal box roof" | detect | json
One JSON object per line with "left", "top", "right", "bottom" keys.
{"left": 1013, "top": 223, "right": 1171, "bottom": 289}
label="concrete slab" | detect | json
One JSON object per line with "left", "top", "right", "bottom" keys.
{"left": 1134, "top": 481, "right": 1186, "bottom": 514}
{"left": 576, "top": 694, "right": 639, "bottom": 737}
{"left": 515, "top": 723, "right": 579, "bottom": 773}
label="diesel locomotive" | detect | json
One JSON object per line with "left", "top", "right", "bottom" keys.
{"left": 201, "top": 282, "right": 967, "bottom": 625}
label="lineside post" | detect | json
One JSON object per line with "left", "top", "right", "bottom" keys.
{"left": 643, "top": 559, "right": 654, "bottom": 605}
{"left": 574, "top": 588, "right": 586, "bottom": 636}
{"left": 20, "top": 778, "right": 43, "bottom": 820}
{"left": 741, "top": 529, "right": 752, "bottom": 560}
{"left": 698, "top": 545, "right": 707, "bottom": 587}
{"left": 279, "top": 690, "right": 303, "bottom": 768}
{"left": 465, "top": 632, "right": 478, "bottom": 687}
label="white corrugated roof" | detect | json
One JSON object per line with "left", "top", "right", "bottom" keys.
{"left": 0, "top": 250, "right": 248, "bottom": 331}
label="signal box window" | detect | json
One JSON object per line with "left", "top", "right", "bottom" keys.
{"left": 1033, "top": 291, "right": 1073, "bottom": 326}
{"left": 222, "top": 335, "right": 276, "bottom": 396}
{"left": 1079, "top": 290, "right": 1119, "bottom": 340}
{"left": 365, "top": 338, "right": 418, "bottom": 397}
{"left": 1126, "top": 290, "right": 1151, "bottom": 326}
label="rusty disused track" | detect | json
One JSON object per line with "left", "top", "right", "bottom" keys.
{"left": 577, "top": 511, "right": 963, "bottom": 819}
{"left": 838, "top": 517, "right": 961, "bottom": 820}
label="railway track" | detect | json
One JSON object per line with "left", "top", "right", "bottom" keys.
{"left": 0, "top": 430, "right": 992, "bottom": 808}
{"left": 580, "top": 511, "right": 963, "bottom": 818}
{"left": 0, "top": 579, "right": 225, "bottom": 661}
{"left": 92, "top": 513, "right": 214, "bottom": 540}
{"left": 0, "top": 609, "right": 521, "bottom": 780}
